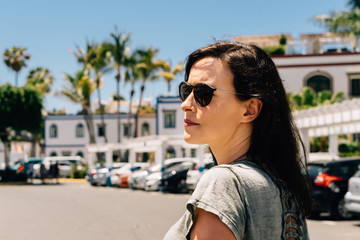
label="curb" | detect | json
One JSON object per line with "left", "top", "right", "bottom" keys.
{"left": 0, "top": 178, "right": 87, "bottom": 185}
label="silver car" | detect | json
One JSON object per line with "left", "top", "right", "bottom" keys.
{"left": 344, "top": 169, "right": 360, "bottom": 215}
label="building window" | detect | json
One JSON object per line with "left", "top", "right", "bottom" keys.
{"left": 98, "top": 124, "right": 106, "bottom": 137}
{"left": 306, "top": 75, "right": 331, "bottom": 93}
{"left": 350, "top": 74, "right": 360, "bottom": 97}
{"left": 61, "top": 151, "right": 71, "bottom": 156}
{"left": 191, "top": 149, "right": 196, "bottom": 158}
{"left": 50, "top": 124, "right": 57, "bottom": 138}
{"left": 141, "top": 123, "right": 150, "bottom": 136}
{"left": 50, "top": 151, "right": 57, "bottom": 156}
{"left": 166, "top": 146, "right": 176, "bottom": 159}
{"left": 76, "top": 151, "right": 84, "bottom": 158}
{"left": 76, "top": 123, "right": 84, "bottom": 138}
{"left": 164, "top": 110, "right": 176, "bottom": 128}
{"left": 123, "top": 123, "right": 132, "bottom": 137}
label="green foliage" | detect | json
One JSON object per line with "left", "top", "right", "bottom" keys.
{"left": 69, "top": 164, "right": 88, "bottom": 179}
{"left": 338, "top": 142, "right": 360, "bottom": 156}
{"left": 288, "top": 86, "right": 345, "bottom": 111}
{"left": 25, "top": 67, "right": 54, "bottom": 96}
{"left": 279, "top": 34, "right": 287, "bottom": 45}
{"left": 310, "top": 137, "right": 329, "bottom": 152}
{"left": 0, "top": 84, "right": 43, "bottom": 138}
{"left": 262, "top": 45, "right": 285, "bottom": 55}
{"left": 348, "top": 0, "right": 360, "bottom": 9}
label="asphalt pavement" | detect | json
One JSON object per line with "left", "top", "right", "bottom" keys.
{"left": 1, "top": 181, "right": 360, "bottom": 240}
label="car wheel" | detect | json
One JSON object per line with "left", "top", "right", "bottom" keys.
{"left": 333, "top": 198, "right": 353, "bottom": 219}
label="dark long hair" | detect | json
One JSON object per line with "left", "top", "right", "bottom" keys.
{"left": 184, "top": 41, "right": 311, "bottom": 216}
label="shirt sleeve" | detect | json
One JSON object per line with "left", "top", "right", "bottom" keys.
{"left": 186, "top": 166, "right": 246, "bottom": 240}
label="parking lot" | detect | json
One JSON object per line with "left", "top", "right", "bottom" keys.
{"left": 1, "top": 181, "right": 360, "bottom": 240}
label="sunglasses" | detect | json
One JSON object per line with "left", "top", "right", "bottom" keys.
{"left": 179, "top": 81, "right": 257, "bottom": 107}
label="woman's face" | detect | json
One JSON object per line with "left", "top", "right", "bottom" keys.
{"left": 181, "top": 57, "right": 249, "bottom": 146}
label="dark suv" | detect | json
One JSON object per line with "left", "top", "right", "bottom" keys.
{"left": 308, "top": 158, "right": 360, "bottom": 219}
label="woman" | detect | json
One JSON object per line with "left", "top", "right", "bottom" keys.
{"left": 164, "top": 42, "right": 311, "bottom": 240}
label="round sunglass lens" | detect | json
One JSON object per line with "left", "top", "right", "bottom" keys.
{"left": 179, "top": 83, "right": 192, "bottom": 102}
{"left": 195, "top": 85, "right": 213, "bottom": 107}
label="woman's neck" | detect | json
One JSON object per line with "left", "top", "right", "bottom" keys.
{"left": 209, "top": 128, "right": 252, "bottom": 165}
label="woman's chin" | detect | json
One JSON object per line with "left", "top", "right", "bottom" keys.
{"left": 184, "top": 133, "right": 204, "bottom": 145}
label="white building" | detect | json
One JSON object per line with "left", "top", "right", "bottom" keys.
{"left": 44, "top": 113, "right": 156, "bottom": 160}
{"left": 273, "top": 52, "right": 360, "bottom": 96}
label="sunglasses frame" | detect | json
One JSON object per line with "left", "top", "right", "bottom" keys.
{"left": 179, "top": 81, "right": 258, "bottom": 107}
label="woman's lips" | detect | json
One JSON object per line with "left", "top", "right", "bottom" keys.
{"left": 184, "top": 119, "right": 199, "bottom": 127}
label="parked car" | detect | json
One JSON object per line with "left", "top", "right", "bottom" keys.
{"left": 186, "top": 161, "right": 214, "bottom": 192}
{"left": 129, "top": 164, "right": 162, "bottom": 190}
{"left": 344, "top": 169, "right": 360, "bottom": 216}
{"left": 90, "top": 162, "right": 126, "bottom": 186}
{"left": 161, "top": 161, "right": 197, "bottom": 193}
{"left": 308, "top": 158, "right": 360, "bottom": 219}
{"left": 110, "top": 163, "right": 149, "bottom": 187}
{"left": 119, "top": 173, "right": 131, "bottom": 188}
{"left": 0, "top": 160, "right": 28, "bottom": 182}
{"left": 130, "top": 158, "right": 196, "bottom": 190}
{"left": 143, "top": 158, "right": 198, "bottom": 192}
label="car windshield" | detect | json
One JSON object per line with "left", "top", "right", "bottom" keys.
{"left": 166, "top": 161, "right": 194, "bottom": 172}
{"left": 307, "top": 164, "right": 325, "bottom": 179}
{"left": 327, "top": 161, "right": 360, "bottom": 178}
{"left": 353, "top": 169, "right": 360, "bottom": 178}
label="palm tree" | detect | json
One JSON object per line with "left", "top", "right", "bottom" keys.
{"left": 157, "top": 61, "right": 184, "bottom": 95}
{"left": 71, "top": 42, "right": 112, "bottom": 143}
{"left": 348, "top": 0, "right": 360, "bottom": 8}
{"left": 26, "top": 67, "right": 54, "bottom": 94}
{"left": 124, "top": 52, "right": 141, "bottom": 138}
{"left": 61, "top": 70, "right": 97, "bottom": 145}
{"left": 105, "top": 30, "right": 131, "bottom": 143}
{"left": 25, "top": 67, "right": 55, "bottom": 157}
{"left": 133, "top": 47, "right": 162, "bottom": 137}
{"left": 313, "top": 1, "right": 360, "bottom": 51}
{"left": 2, "top": 47, "right": 31, "bottom": 86}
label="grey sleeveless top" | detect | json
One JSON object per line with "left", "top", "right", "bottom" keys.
{"left": 163, "top": 161, "right": 309, "bottom": 240}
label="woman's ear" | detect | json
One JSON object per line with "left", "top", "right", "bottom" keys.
{"left": 242, "top": 98, "right": 263, "bottom": 123}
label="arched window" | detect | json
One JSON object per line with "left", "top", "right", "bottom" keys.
{"left": 165, "top": 146, "right": 176, "bottom": 159}
{"left": 141, "top": 122, "right": 150, "bottom": 136}
{"left": 306, "top": 75, "right": 331, "bottom": 93}
{"left": 76, "top": 151, "right": 84, "bottom": 158}
{"left": 50, "top": 124, "right": 57, "bottom": 138}
{"left": 50, "top": 151, "right": 57, "bottom": 156}
{"left": 76, "top": 123, "right": 84, "bottom": 138}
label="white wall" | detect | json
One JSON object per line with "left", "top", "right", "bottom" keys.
{"left": 156, "top": 96, "right": 184, "bottom": 136}
{"left": 44, "top": 113, "right": 156, "bottom": 158}
{"left": 273, "top": 53, "right": 360, "bottom": 95}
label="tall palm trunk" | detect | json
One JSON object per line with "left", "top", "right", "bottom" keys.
{"left": 116, "top": 68, "right": 121, "bottom": 143}
{"left": 96, "top": 87, "right": 108, "bottom": 143}
{"left": 82, "top": 105, "right": 96, "bottom": 144}
{"left": 127, "top": 82, "right": 135, "bottom": 138}
{"left": 30, "top": 134, "right": 37, "bottom": 157}
{"left": 167, "top": 81, "right": 171, "bottom": 96}
{"left": 15, "top": 72, "right": 19, "bottom": 87}
{"left": 134, "top": 79, "right": 145, "bottom": 138}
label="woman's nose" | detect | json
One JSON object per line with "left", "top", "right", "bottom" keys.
{"left": 181, "top": 92, "right": 196, "bottom": 112}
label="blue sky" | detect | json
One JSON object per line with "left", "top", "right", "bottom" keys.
{"left": 0, "top": 0, "right": 349, "bottom": 114}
